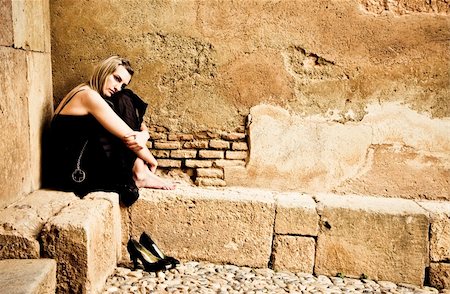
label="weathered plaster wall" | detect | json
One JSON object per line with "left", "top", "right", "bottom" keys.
{"left": 0, "top": 0, "right": 53, "bottom": 208}
{"left": 50, "top": 0, "right": 449, "bottom": 131}
{"left": 50, "top": 0, "right": 449, "bottom": 198}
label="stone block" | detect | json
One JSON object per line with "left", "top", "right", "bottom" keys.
{"left": 199, "top": 150, "right": 225, "bottom": 159}
{"left": 272, "top": 235, "right": 315, "bottom": 273}
{"left": 418, "top": 200, "right": 450, "bottom": 262}
{"left": 315, "top": 193, "right": 429, "bottom": 286}
{"left": 171, "top": 149, "right": 197, "bottom": 159}
{"left": 0, "top": 0, "right": 13, "bottom": 46}
{"left": 0, "top": 190, "right": 77, "bottom": 259}
{"left": 196, "top": 168, "right": 224, "bottom": 178}
{"left": 11, "top": 0, "right": 51, "bottom": 51}
{"left": 41, "top": 196, "right": 118, "bottom": 294}
{"left": 27, "top": 51, "right": 53, "bottom": 190}
{"left": 0, "top": 47, "right": 30, "bottom": 207}
{"left": 129, "top": 187, "right": 276, "bottom": 268}
{"left": 429, "top": 262, "right": 450, "bottom": 290}
{"left": 274, "top": 193, "right": 319, "bottom": 236}
{"left": 0, "top": 259, "right": 56, "bottom": 294}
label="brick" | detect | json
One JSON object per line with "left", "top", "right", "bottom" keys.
{"left": 167, "top": 134, "right": 178, "bottom": 141}
{"left": 185, "top": 160, "right": 213, "bottom": 168}
{"left": 222, "top": 132, "right": 246, "bottom": 141}
{"left": 214, "top": 159, "right": 246, "bottom": 168}
{"left": 194, "top": 131, "right": 220, "bottom": 139}
{"left": 149, "top": 132, "right": 167, "bottom": 140}
{"left": 178, "top": 133, "right": 194, "bottom": 141}
{"left": 195, "top": 178, "right": 227, "bottom": 187}
{"left": 183, "top": 140, "right": 209, "bottom": 149}
{"left": 199, "top": 150, "right": 225, "bottom": 159}
{"left": 232, "top": 142, "right": 248, "bottom": 150}
{"left": 197, "top": 168, "right": 224, "bottom": 178}
{"left": 226, "top": 151, "right": 247, "bottom": 160}
{"left": 272, "top": 236, "right": 315, "bottom": 273}
{"left": 146, "top": 141, "right": 153, "bottom": 149}
{"left": 151, "top": 150, "right": 170, "bottom": 158}
{"left": 170, "top": 150, "right": 197, "bottom": 159}
{"left": 157, "top": 159, "right": 182, "bottom": 168}
{"left": 209, "top": 139, "right": 230, "bottom": 150}
{"left": 154, "top": 141, "right": 181, "bottom": 150}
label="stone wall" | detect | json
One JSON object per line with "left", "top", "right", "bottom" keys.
{"left": 0, "top": 0, "right": 53, "bottom": 208}
{"left": 49, "top": 0, "right": 449, "bottom": 198}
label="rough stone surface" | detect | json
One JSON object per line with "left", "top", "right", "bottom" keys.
{"left": 127, "top": 185, "right": 276, "bottom": 268}
{"left": 0, "top": 189, "right": 77, "bottom": 259}
{"left": 0, "top": 259, "right": 56, "bottom": 294}
{"left": 0, "top": 47, "right": 31, "bottom": 208}
{"left": 11, "top": 0, "right": 51, "bottom": 52}
{"left": 102, "top": 262, "right": 440, "bottom": 293}
{"left": 0, "top": 0, "right": 13, "bottom": 46}
{"left": 41, "top": 195, "right": 119, "bottom": 294}
{"left": 228, "top": 103, "right": 450, "bottom": 201}
{"left": 272, "top": 235, "right": 316, "bottom": 273}
{"left": 429, "top": 262, "right": 450, "bottom": 290}
{"left": 27, "top": 51, "right": 53, "bottom": 190}
{"left": 314, "top": 193, "right": 429, "bottom": 285}
{"left": 274, "top": 193, "right": 319, "bottom": 236}
{"left": 418, "top": 200, "right": 450, "bottom": 262}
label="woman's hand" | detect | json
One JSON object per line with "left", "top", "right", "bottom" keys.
{"left": 123, "top": 130, "right": 149, "bottom": 151}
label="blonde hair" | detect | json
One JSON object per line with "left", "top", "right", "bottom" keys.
{"left": 89, "top": 56, "right": 134, "bottom": 95}
{"left": 59, "top": 56, "right": 134, "bottom": 106}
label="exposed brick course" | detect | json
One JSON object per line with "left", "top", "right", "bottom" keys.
{"left": 149, "top": 127, "right": 248, "bottom": 187}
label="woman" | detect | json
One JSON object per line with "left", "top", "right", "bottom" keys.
{"left": 46, "top": 56, "right": 175, "bottom": 207}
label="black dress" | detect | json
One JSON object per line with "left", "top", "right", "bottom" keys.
{"left": 44, "top": 89, "right": 148, "bottom": 207}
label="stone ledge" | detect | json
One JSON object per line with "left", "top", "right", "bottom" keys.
{"left": 314, "top": 193, "right": 429, "bottom": 286}
{"left": 0, "top": 259, "right": 56, "bottom": 294}
{"left": 0, "top": 190, "right": 78, "bottom": 259}
{"left": 40, "top": 192, "right": 120, "bottom": 294}
{"left": 127, "top": 186, "right": 276, "bottom": 268}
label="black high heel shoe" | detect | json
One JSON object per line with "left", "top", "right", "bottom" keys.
{"left": 139, "top": 232, "right": 180, "bottom": 267}
{"left": 127, "top": 239, "right": 172, "bottom": 272}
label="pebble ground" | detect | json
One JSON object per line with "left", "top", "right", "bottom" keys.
{"left": 102, "top": 261, "right": 445, "bottom": 294}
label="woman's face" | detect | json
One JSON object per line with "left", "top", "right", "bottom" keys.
{"left": 102, "top": 65, "right": 132, "bottom": 97}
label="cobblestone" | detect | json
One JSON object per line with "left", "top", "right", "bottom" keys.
{"left": 102, "top": 261, "right": 443, "bottom": 293}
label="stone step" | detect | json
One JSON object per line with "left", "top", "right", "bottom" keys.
{"left": 0, "top": 259, "right": 56, "bottom": 294}
{"left": 0, "top": 190, "right": 121, "bottom": 294}
{"left": 0, "top": 187, "right": 448, "bottom": 291}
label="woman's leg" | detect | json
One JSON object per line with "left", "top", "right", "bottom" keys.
{"left": 133, "top": 158, "right": 176, "bottom": 190}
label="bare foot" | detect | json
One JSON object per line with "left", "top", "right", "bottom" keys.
{"left": 134, "top": 170, "right": 176, "bottom": 190}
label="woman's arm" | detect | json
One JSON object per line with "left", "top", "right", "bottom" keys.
{"left": 81, "top": 90, "right": 158, "bottom": 168}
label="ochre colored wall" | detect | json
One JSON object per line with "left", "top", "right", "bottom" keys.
{"left": 50, "top": 0, "right": 449, "bottom": 132}
{"left": 50, "top": 0, "right": 449, "bottom": 199}
{"left": 0, "top": 0, "right": 53, "bottom": 208}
